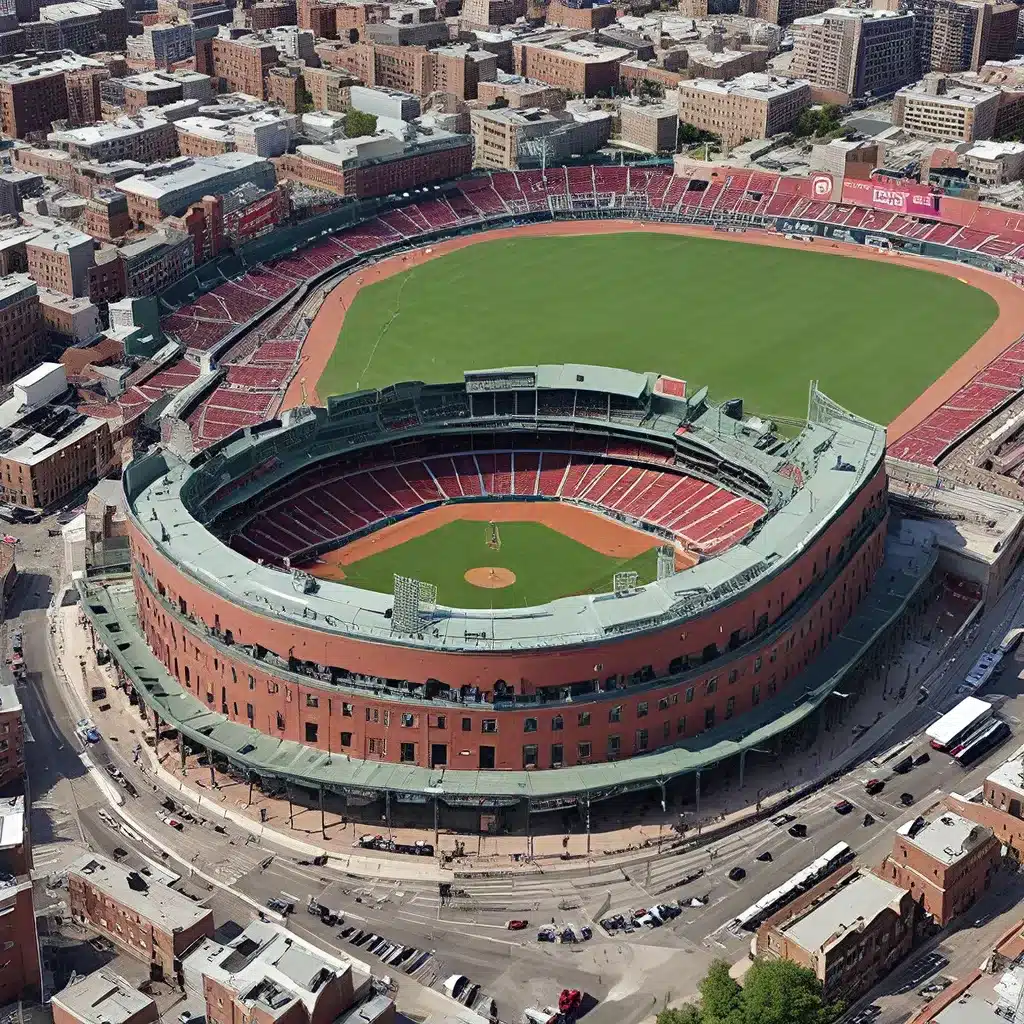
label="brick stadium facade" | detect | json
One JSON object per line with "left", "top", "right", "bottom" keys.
{"left": 114, "top": 369, "right": 890, "bottom": 801}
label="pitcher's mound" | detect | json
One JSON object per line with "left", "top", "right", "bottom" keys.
{"left": 465, "top": 567, "right": 516, "bottom": 589}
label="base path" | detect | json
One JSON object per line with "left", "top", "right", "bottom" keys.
{"left": 302, "top": 500, "right": 669, "bottom": 580}
{"left": 283, "top": 219, "right": 1024, "bottom": 444}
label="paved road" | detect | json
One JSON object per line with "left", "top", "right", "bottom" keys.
{"left": 17, "top": 509, "right": 1024, "bottom": 1024}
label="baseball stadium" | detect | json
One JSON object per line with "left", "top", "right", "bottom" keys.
{"left": 79, "top": 161, "right": 1024, "bottom": 828}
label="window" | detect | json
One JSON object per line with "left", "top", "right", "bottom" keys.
{"left": 401, "top": 713, "right": 414, "bottom": 727}
{"left": 663, "top": 721, "right": 670, "bottom": 740}
{"left": 609, "top": 705, "right": 622, "bottom": 723}
{"left": 551, "top": 743, "right": 563, "bottom": 766}
{"left": 400, "top": 742, "right": 415, "bottom": 763}
{"left": 754, "top": 656, "right": 762, "bottom": 673}
{"left": 276, "top": 712, "right": 284, "bottom": 729}
{"left": 306, "top": 694, "right": 319, "bottom": 708}
{"left": 637, "top": 701, "right": 648, "bottom": 718}
{"left": 340, "top": 731, "right": 352, "bottom": 746}
{"left": 523, "top": 744, "right": 538, "bottom": 768}
{"left": 482, "top": 719, "right": 497, "bottom": 733}
{"left": 247, "top": 674, "right": 254, "bottom": 689}
{"left": 608, "top": 735, "right": 621, "bottom": 755}
{"left": 704, "top": 707, "right": 715, "bottom": 730}
{"left": 246, "top": 703, "right": 253, "bottom": 719}
{"left": 462, "top": 717, "right": 472, "bottom": 731}
{"left": 728, "top": 668, "right": 738, "bottom": 684}
{"left": 524, "top": 718, "right": 538, "bottom": 732}
{"left": 365, "top": 708, "right": 379, "bottom": 723}
{"left": 659, "top": 697, "right": 669, "bottom": 710}
{"left": 578, "top": 711, "right": 591, "bottom": 727}
{"left": 677, "top": 715, "right": 686, "bottom": 735}
{"left": 434, "top": 715, "right": 446, "bottom": 729}
{"left": 552, "top": 715, "right": 563, "bottom": 731}
{"left": 751, "top": 683, "right": 760, "bottom": 706}
{"left": 305, "top": 722, "right": 318, "bottom": 743}
{"left": 342, "top": 702, "right": 353, "bottom": 717}
{"left": 725, "top": 696, "right": 735, "bottom": 720}
{"left": 705, "top": 677, "right": 717, "bottom": 696}
{"left": 577, "top": 741, "right": 592, "bottom": 760}
{"left": 636, "top": 728, "right": 648, "bottom": 751}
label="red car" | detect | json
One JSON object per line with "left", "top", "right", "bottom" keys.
{"left": 506, "top": 919, "right": 529, "bottom": 930}
{"left": 865, "top": 779, "right": 885, "bottom": 795}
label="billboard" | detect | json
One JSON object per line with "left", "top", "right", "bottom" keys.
{"left": 841, "top": 179, "right": 940, "bottom": 215}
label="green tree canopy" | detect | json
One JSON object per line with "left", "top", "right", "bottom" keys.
{"left": 344, "top": 109, "right": 378, "bottom": 138}
{"left": 656, "top": 957, "right": 841, "bottom": 1024}
{"left": 657, "top": 1006, "right": 702, "bottom": 1024}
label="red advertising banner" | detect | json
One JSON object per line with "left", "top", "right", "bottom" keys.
{"left": 841, "top": 178, "right": 940, "bottom": 215}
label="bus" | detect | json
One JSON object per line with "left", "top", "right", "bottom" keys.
{"left": 1000, "top": 628, "right": 1024, "bottom": 655}
{"left": 731, "top": 843, "right": 853, "bottom": 932}
{"left": 961, "top": 651, "right": 1003, "bottom": 693}
{"left": 927, "top": 696, "right": 994, "bottom": 751}
{"left": 952, "top": 719, "right": 1010, "bottom": 766}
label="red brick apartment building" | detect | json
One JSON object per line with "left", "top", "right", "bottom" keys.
{"left": 278, "top": 132, "right": 473, "bottom": 197}
{"left": 212, "top": 35, "right": 280, "bottom": 98}
{"left": 0, "top": 796, "right": 41, "bottom": 1003}
{"left": 68, "top": 852, "right": 214, "bottom": 979}
{"left": 53, "top": 971, "right": 159, "bottom": 1024}
{"left": 879, "top": 811, "right": 1000, "bottom": 925}
{"left": 756, "top": 867, "right": 917, "bottom": 1004}
{"left": 181, "top": 920, "right": 392, "bottom": 1024}
{"left": 0, "top": 274, "right": 45, "bottom": 389}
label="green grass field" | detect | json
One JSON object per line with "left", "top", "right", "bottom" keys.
{"left": 322, "top": 233, "right": 999, "bottom": 423}
{"left": 328, "top": 520, "right": 657, "bottom": 608}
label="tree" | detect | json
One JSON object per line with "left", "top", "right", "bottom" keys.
{"left": 700, "top": 961, "right": 743, "bottom": 1024}
{"left": 677, "top": 121, "right": 721, "bottom": 149}
{"left": 793, "top": 104, "right": 843, "bottom": 139}
{"left": 344, "top": 109, "right": 378, "bottom": 138}
{"left": 657, "top": 1006, "right": 702, "bottom": 1024}
{"left": 741, "top": 958, "right": 831, "bottom": 1024}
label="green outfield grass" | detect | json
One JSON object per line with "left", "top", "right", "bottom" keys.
{"left": 321, "top": 233, "right": 999, "bottom": 423}
{"left": 331, "top": 520, "right": 657, "bottom": 608}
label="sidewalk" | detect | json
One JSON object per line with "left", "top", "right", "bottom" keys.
{"left": 52, "top": 580, "right": 977, "bottom": 881}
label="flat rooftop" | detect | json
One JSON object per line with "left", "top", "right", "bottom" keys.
{"left": 985, "top": 743, "right": 1024, "bottom": 799}
{"left": 183, "top": 920, "right": 366, "bottom": 1018}
{"left": 682, "top": 72, "right": 809, "bottom": 98}
{"left": 898, "top": 812, "right": 993, "bottom": 865}
{"left": 897, "top": 79, "right": 1000, "bottom": 105}
{"left": 118, "top": 153, "right": 269, "bottom": 199}
{"left": 69, "top": 853, "right": 212, "bottom": 933}
{"left": 51, "top": 972, "right": 155, "bottom": 1024}
{"left": 781, "top": 871, "right": 906, "bottom": 954}
{"left": 0, "top": 795, "right": 24, "bottom": 850}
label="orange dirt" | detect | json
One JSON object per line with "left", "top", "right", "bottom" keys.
{"left": 465, "top": 567, "right": 516, "bottom": 588}
{"left": 303, "top": 501, "right": 670, "bottom": 580}
{"left": 282, "top": 219, "right": 1024, "bottom": 446}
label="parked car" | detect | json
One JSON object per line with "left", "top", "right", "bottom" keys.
{"left": 756, "top": 851, "right": 773, "bottom": 862}
{"left": 728, "top": 867, "right": 746, "bottom": 882}
{"left": 506, "top": 920, "right": 529, "bottom": 930}
{"left": 537, "top": 926, "right": 557, "bottom": 943}
{"left": 160, "top": 815, "right": 184, "bottom": 830}
{"left": 770, "top": 813, "right": 796, "bottom": 827}
{"left": 865, "top": 779, "right": 885, "bottom": 795}
{"left": 266, "top": 898, "right": 294, "bottom": 915}
{"left": 913, "top": 752, "right": 930, "bottom": 766}
{"left": 834, "top": 800, "right": 854, "bottom": 815}
{"left": 788, "top": 823, "right": 808, "bottom": 838}
{"left": 919, "top": 980, "right": 951, "bottom": 1000}
{"left": 900, "top": 793, "right": 915, "bottom": 806}
{"left": 892, "top": 756, "right": 914, "bottom": 775}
